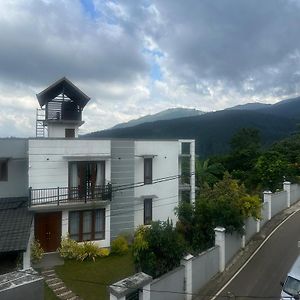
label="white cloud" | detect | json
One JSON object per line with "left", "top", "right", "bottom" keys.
{"left": 1, "top": 0, "right": 300, "bottom": 137}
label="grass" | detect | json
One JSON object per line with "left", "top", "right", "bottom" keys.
{"left": 44, "top": 282, "right": 59, "bottom": 300}
{"left": 55, "top": 251, "right": 135, "bottom": 300}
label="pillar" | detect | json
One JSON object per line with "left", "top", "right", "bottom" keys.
{"left": 214, "top": 227, "right": 226, "bottom": 272}
{"left": 283, "top": 181, "right": 291, "bottom": 208}
{"left": 263, "top": 191, "right": 272, "bottom": 220}
{"left": 181, "top": 254, "right": 194, "bottom": 300}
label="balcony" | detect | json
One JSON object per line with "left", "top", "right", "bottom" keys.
{"left": 29, "top": 184, "right": 112, "bottom": 208}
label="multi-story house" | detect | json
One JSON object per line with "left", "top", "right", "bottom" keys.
{"left": 0, "top": 78, "right": 195, "bottom": 269}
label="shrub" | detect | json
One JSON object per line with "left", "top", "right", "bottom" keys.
{"left": 59, "top": 236, "right": 109, "bottom": 261}
{"left": 31, "top": 240, "right": 44, "bottom": 263}
{"left": 58, "top": 236, "right": 79, "bottom": 259}
{"left": 76, "top": 242, "right": 100, "bottom": 262}
{"left": 133, "top": 221, "right": 186, "bottom": 278}
{"left": 111, "top": 236, "right": 129, "bottom": 255}
{"left": 98, "top": 248, "right": 110, "bottom": 257}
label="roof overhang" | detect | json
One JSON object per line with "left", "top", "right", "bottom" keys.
{"left": 36, "top": 77, "right": 90, "bottom": 108}
{"left": 135, "top": 154, "right": 158, "bottom": 158}
{"left": 63, "top": 154, "right": 111, "bottom": 161}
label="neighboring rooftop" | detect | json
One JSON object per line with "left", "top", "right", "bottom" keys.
{"left": 0, "top": 197, "right": 33, "bottom": 253}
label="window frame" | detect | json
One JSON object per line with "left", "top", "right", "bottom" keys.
{"left": 68, "top": 209, "right": 105, "bottom": 242}
{"left": 144, "top": 198, "right": 153, "bottom": 225}
{"left": 0, "top": 159, "right": 8, "bottom": 182}
{"left": 144, "top": 158, "right": 153, "bottom": 184}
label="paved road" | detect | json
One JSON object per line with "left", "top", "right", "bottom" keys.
{"left": 218, "top": 210, "right": 300, "bottom": 300}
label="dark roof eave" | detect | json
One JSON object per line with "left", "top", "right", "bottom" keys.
{"left": 36, "top": 77, "right": 90, "bottom": 108}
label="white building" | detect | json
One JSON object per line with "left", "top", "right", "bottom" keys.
{"left": 0, "top": 77, "right": 195, "bottom": 258}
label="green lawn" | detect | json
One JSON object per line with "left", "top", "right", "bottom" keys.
{"left": 55, "top": 252, "right": 135, "bottom": 300}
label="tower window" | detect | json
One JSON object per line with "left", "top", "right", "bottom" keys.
{"left": 65, "top": 128, "right": 75, "bottom": 138}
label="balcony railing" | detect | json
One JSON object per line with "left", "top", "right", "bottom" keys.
{"left": 29, "top": 184, "right": 112, "bottom": 207}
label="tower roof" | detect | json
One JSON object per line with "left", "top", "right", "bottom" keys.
{"left": 36, "top": 77, "right": 90, "bottom": 108}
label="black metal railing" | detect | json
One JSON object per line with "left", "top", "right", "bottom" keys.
{"left": 29, "top": 184, "right": 112, "bottom": 206}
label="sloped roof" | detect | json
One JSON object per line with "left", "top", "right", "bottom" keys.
{"left": 36, "top": 77, "right": 90, "bottom": 108}
{"left": 0, "top": 197, "right": 33, "bottom": 253}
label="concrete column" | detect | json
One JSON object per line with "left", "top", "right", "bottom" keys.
{"left": 141, "top": 283, "right": 151, "bottom": 300}
{"left": 23, "top": 222, "right": 34, "bottom": 270}
{"left": 214, "top": 227, "right": 226, "bottom": 272}
{"left": 109, "top": 272, "right": 152, "bottom": 300}
{"left": 263, "top": 191, "right": 272, "bottom": 220}
{"left": 190, "top": 141, "right": 196, "bottom": 204}
{"left": 110, "top": 295, "right": 125, "bottom": 300}
{"left": 181, "top": 254, "right": 193, "bottom": 300}
{"left": 241, "top": 225, "right": 246, "bottom": 248}
{"left": 61, "top": 210, "right": 68, "bottom": 237}
{"left": 283, "top": 181, "right": 291, "bottom": 208}
{"left": 256, "top": 219, "right": 260, "bottom": 233}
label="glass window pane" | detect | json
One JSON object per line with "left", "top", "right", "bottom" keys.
{"left": 82, "top": 211, "right": 92, "bottom": 241}
{"left": 95, "top": 209, "right": 105, "bottom": 240}
{"left": 144, "top": 198, "right": 152, "bottom": 225}
{"left": 69, "top": 211, "right": 80, "bottom": 241}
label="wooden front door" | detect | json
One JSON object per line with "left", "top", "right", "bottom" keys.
{"left": 35, "top": 212, "right": 62, "bottom": 252}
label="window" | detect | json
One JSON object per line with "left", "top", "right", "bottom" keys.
{"left": 144, "top": 158, "right": 152, "bottom": 184}
{"left": 144, "top": 198, "right": 152, "bottom": 225}
{"left": 69, "top": 209, "right": 105, "bottom": 242}
{"left": 65, "top": 128, "right": 75, "bottom": 138}
{"left": 0, "top": 159, "right": 8, "bottom": 181}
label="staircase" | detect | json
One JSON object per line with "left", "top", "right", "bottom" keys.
{"left": 42, "top": 269, "right": 82, "bottom": 300}
{"left": 36, "top": 108, "right": 47, "bottom": 137}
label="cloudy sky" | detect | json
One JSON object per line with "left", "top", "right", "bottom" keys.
{"left": 1, "top": 0, "right": 300, "bottom": 137}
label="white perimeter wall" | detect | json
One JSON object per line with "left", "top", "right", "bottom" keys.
{"left": 28, "top": 139, "right": 111, "bottom": 189}
{"left": 134, "top": 141, "right": 180, "bottom": 228}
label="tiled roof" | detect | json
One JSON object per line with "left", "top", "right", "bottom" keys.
{"left": 0, "top": 197, "right": 33, "bottom": 253}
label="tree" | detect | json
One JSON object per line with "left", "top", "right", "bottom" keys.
{"left": 254, "top": 151, "right": 290, "bottom": 192}
{"left": 226, "top": 128, "right": 262, "bottom": 189}
{"left": 176, "top": 174, "right": 261, "bottom": 252}
{"left": 196, "top": 159, "right": 224, "bottom": 188}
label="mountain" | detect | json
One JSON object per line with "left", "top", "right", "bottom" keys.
{"left": 227, "top": 102, "right": 271, "bottom": 111}
{"left": 111, "top": 108, "right": 205, "bottom": 129}
{"left": 86, "top": 96, "right": 300, "bottom": 158}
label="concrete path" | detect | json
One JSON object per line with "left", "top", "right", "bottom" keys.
{"left": 42, "top": 268, "right": 82, "bottom": 300}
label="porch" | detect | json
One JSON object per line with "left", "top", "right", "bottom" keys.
{"left": 29, "top": 184, "right": 112, "bottom": 208}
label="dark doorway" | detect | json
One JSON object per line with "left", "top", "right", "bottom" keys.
{"left": 35, "top": 212, "right": 62, "bottom": 252}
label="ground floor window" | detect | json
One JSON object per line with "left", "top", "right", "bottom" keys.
{"left": 69, "top": 209, "right": 105, "bottom": 242}
{"left": 144, "top": 198, "right": 152, "bottom": 225}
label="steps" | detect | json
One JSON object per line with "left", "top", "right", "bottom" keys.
{"left": 42, "top": 269, "right": 82, "bottom": 300}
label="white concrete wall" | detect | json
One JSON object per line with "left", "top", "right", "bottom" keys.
{"left": 270, "top": 191, "right": 287, "bottom": 217}
{"left": 134, "top": 141, "right": 180, "bottom": 227}
{"left": 28, "top": 139, "right": 111, "bottom": 189}
{"left": 48, "top": 123, "right": 79, "bottom": 138}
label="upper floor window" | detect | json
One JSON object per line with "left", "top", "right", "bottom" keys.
{"left": 144, "top": 158, "right": 152, "bottom": 184}
{"left": 144, "top": 198, "right": 152, "bottom": 225}
{"left": 0, "top": 159, "right": 8, "bottom": 181}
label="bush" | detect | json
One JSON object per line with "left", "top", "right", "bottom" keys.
{"left": 77, "top": 242, "right": 100, "bottom": 262}
{"left": 59, "top": 236, "right": 79, "bottom": 259}
{"left": 58, "top": 236, "right": 110, "bottom": 261}
{"left": 111, "top": 236, "right": 129, "bottom": 255}
{"left": 98, "top": 248, "right": 110, "bottom": 257}
{"left": 133, "top": 221, "right": 186, "bottom": 278}
{"left": 31, "top": 240, "right": 44, "bottom": 263}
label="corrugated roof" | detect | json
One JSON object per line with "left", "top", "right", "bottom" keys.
{"left": 0, "top": 197, "right": 33, "bottom": 253}
{"left": 36, "top": 77, "right": 90, "bottom": 108}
